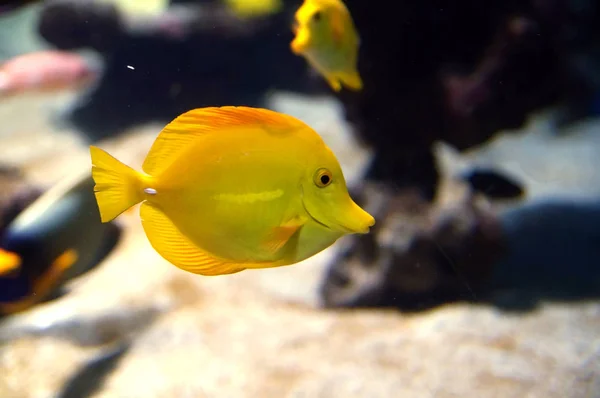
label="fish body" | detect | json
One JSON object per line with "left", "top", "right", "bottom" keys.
{"left": 290, "top": 0, "right": 362, "bottom": 92}
{"left": 90, "top": 106, "right": 374, "bottom": 276}
{"left": 0, "top": 50, "right": 98, "bottom": 97}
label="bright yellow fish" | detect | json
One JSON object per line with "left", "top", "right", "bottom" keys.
{"left": 290, "top": 0, "right": 363, "bottom": 92}
{"left": 90, "top": 106, "right": 374, "bottom": 276}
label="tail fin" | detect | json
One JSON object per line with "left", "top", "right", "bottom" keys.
{"left": 90, "top": 146, "right": 144, "bottom": 223}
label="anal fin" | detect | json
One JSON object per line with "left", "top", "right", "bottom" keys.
{"left": 140, "top": 202, "right": 248, "bottom": 276}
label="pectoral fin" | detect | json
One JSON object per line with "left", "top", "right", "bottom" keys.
{"left": 261, "top": 217, "right": 304, "bottom": 254}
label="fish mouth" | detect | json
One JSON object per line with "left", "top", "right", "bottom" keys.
{"left": 343, "top": 221, "right": 372, "bottom": 234}
{"left": 334, "top": 222, "right": 369, "bottom": 234}
{"left": 300, "top": 186, "right": 374, "bottom": 234}
{"left": 290, "top": 38, "right": 303, "bottom": 54}
{"left": 290, "top": 26, "right": 308, "bottom": 54}
{"left": 325, "top": 213, "right": 373, "bottom": 235}
{"left": 331, "top": 200, "right": 375, "bottom": 235}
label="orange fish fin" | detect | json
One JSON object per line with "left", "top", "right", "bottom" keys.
{"left": 31, "top": 248, "right": 77, "bottom": 295}
{"left": 341, "top": 70, "right": 363, "bottom": 91}
{"left": 0, "top": 249, "right": 77, "bottom": 315}
{"left": 50, "top": 249, "right": 79, "bottom": 273}
{"left": 0, "top": 249, "right": 21, "bottom": 276}
{"left": 140, "top": 202, "right": 247, "bottom": 276}
{"left": 261, "top": 217, "right": 304, "bottom": 254}
{"left": 142, "top": 106, "right": 309, "bottom": 176}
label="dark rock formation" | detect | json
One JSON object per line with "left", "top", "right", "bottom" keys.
{"left": 321, "top": 182, "right": 600, "bottom": 312}
{"left": 337, "top": 0, "right": 600, "bottom": 200}
{"left": 320, "top": 184, "right": 507, "bottom": 311}
{"left": 319, "top": 0, "right": 600, "bottom": 312}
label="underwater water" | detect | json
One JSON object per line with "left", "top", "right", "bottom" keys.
{"left": 0, "top": 1, "right": 599, "bottom": 397}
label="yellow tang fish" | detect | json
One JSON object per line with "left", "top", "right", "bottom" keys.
{"left": 90, "top": 106, "right": 375, "bottom": 276}
{"left": 290, "top": 0, "right": 363, "bottom": 92}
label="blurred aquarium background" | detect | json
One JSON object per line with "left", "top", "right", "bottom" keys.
{"left": 0, "top": 0, "right": 599, "bottom": 397}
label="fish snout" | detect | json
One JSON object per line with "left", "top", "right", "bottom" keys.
{"left": 290, "top": 37, "right": 303, "bottom": 54}
{"left": 290, "top": 28, "right": 309, "bottom": 54}
{"left": 336, "top": 199, "right": 375, "bottom": 235}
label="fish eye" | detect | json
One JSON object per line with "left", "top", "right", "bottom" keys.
{"left": 312, "top": 11, "right": 322, "bottom": 22}
{"left": 314, "top": 168, "right": 333, "bottom": 188}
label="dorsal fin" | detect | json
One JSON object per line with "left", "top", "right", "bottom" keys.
{"left": 142, "top": 106, "right": 310, "bottom": 176}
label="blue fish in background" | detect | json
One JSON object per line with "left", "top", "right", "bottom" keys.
{"left": 0, "top": 170, "right": 121, "bottom": 315}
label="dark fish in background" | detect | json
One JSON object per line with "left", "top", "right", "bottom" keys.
{"left": 0, "top": 170, "right": 121, "bottom": 315}
{"left": 461, "top": 168, "right": 526, "bottom": 200}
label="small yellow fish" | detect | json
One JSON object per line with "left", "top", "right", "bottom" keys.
{"left": 290, "top": 0, "right": 363, "bottom": 92}
{"left": 224, "top": 0, "right": 283, "bottom": 19}
{"left": 90, "top": 106, "right": 374, "bottom": 276}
